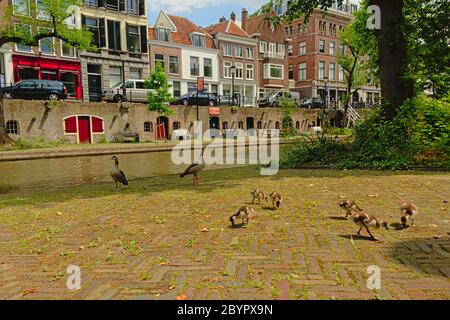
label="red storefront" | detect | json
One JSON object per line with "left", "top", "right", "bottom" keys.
{"left": 12, "top": 55, "right": 82, "bottom": 100}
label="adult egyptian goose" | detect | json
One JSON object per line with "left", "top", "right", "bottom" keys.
{"left": 111, "top": 156, "right": 128, "bottom": 190}
{"left": 180, "top": 148, "right": 205, "bottom": 187}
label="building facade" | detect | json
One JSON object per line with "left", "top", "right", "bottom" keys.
{"left": 206, "top": 13, "right": 259, "bottom": 107}
{"left": 243, "top": 9, "right": 290, "bottom": 98}
{"left": 148, "top": 11, "right": 220, "bottom": 98}
{"left": 79, "top": 0, "right": 149, "bottom": 102}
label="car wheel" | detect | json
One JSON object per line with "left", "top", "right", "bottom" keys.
{"left": 272, "top": 101, "right": 278, "bottom": 108}
{"left": 182, "top": 99, "right": 189, "bottom": 106}
{"left": 294, "top": 103, "right": 299, "bottom": 108}
{"left": 2, "top": 92, "right": 12, "bottom": 99}
{"left": 113, "top": 94, "right": 123, "bottom": 103}
{"left": 48, "top": 93, "right": 59, "bottom": 101}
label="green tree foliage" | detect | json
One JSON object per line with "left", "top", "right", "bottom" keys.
{"left": 144, "top": 63, "right": 175, "bottom": 116}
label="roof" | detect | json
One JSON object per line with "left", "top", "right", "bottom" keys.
{"left": 245, "top": 12, "right": 285, "bottom": 40}
{"left": 206, "top": 20, "right": 250, "bottom": 38}
{"left": 148, "top": 12, "right": 215, "bottom": 49}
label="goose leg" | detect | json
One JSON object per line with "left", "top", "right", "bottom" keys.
{"left": 365, "top": 227, "right": 377, "bottom": 240}
{"left": 252, "top": 196, "right": 255, "bottom": 204}
{"left": 196, "top": 175, "right": 200, "bottom": 186}
{"left": 357, "top": 227, "right": 362, "bottom": 236}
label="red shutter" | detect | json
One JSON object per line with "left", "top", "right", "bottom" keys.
{"left": 92, "top": 117, "right": 104, "bottom": 133}
{"left": 64, "top": 116, "right": 77, "bottom": 133}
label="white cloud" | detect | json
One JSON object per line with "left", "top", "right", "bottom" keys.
{"left": 148, "top": 0, "right": 267, "bottom": 15}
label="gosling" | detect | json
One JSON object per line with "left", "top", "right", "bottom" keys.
{"left": 251, "top": 189, "right": 268, "bottom": 204}
{"left": 400, "top": 202, "right": 419, "bottom": 227}
{"left": 351, "top": 211, "right": 389, "bottom": 241}
{"left": 230, "top": 205, "right": 254, "bottom": 227}
{"left": 269, "top": 192, "right": 282, "bottom": 209}
{"left": 339, "top": 200, "right": 362, "bottom": 218}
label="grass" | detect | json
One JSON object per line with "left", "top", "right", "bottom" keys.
{"left": 0, "top": 166, "right": 449, "bottom": 299}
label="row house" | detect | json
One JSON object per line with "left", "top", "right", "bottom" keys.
{"left": 242, "top": 9, "right": 290, "bottom": 98}
{"left": 205, "top": 13, "right": 258, "bottom": 106}
{"left": 80, "top": 0, "right": 149, "bottom": 102}
{"left": 0, "top": 0, "right": 13, "bottom": 87}
{"left": 3, "top": 0, "right": 83, "bottom": 99}
{"left": 147, "top": 11, "right": 220, "bottom": 99}
{"left": 278, "top": 0, "right": 381, "bottom": 104}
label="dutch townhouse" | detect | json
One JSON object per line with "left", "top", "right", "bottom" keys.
{"left": 205, "top": 12, "right": 258, "bottom": 107}
{"left": 0, "top": 0, "right": 14, "bottom": 87}
{"left": 242, "top": 9, "right": 290, "bottom": 99}
{"left": 147, "top": 10, "right": 220, "bottom": 99}
{"left": 278, "top": 0, "right": 381, "bottom": 105}
{"left": 80, "top": 0, "right": 149, "bottom": 102}
{"left": 3, "top": 0, "right": 83, "bottom": 99}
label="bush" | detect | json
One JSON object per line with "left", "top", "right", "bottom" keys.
{"left": 282, "top": 96, "right": 450, "bottom": 169}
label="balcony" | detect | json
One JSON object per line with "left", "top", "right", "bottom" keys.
{"left": 263, "top": 52, "right": 285, "bottom": 60}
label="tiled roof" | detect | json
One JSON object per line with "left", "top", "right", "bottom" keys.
{"left": 206, "top": 20, "right": 251, "bottom": 38}
{"left": 245, "top": 12, "right": 285, "bottom": 39}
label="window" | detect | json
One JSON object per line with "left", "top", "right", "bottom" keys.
{"left": 13, "top": 0, "right": 29, "bottom": 16}
{"left": 264, "top": 64, "right": 283, "bottom": 79}
{"left": 84, "top": 0, "right": 98, "bottom": 6}
{"left": 257, "top": 121, "right": 262, "bottom": 129}
{"left": 106, "top": 0, "right": 119, "bottom": 10}
{"left": 38, "top": 28, "right": 54, "bottom": 55}
{"left": 288, "top": 44, "right": 293, "bottom": 56}
{"left": 107, "top": 20, "right": 121, "bottom": 51}
{"left": 61, "top": 41, "right": 76, "bottom": 57}
{"left": 329, "top": 62, "right": 335, "bottom": 80}
{"left": 278, "top": 44, "right": 285, "bottom": 55}
{"left": 172, "top": 81, "right": 181, "bottom": 97}
{"left": 339, "top": 65, "right": 345, "bottom": 81}
{"left": 246, "top": 64, "right": 254, "bottom": 80}
{"left": 92, "top": 117, "right": 104, "bottom": 133}
{"left": 319, "top": 40, "right": 325, "bottom": 53}
{"left": 144, "top": 121, "right": 153, "bottom": 132}
{"left": 246, "top": 48, "right": 254, "bottom": 59}
{"left": 224, "top": 61, "right": 232, "bottom": 78}
{"left": 85, "top": 17, "right": 100, "bottom": 48}
{"left": 275, "top": 121, "right": 280, "bottom": 129}
{"left": 299, "top": 42, "right": 306, "bottom": 55}
{"left": 298, "top": 63, "right": 306, "bottom": 81}
{"left": 223, "top": 44, "right": 232, "bottom": 56}
{"left": 128, "top": 0, "right": 139, "bottom": 15}
{"left": 339, "top": 44, "right": 345, "bottom": 55}
{"left": 169, "top": 56, "right": 179, "bottom": 74}
{"left": 288, "top": 64, "right": 294, "bottom": 80}
{"left": 210, "top": 84, "right": 218, "bottom": 94}
{"left": 319, "top": 61, "right": 325, "bottom": 79}
{"left": 36, "top": 0, "right": 50, "bottom": 20}
{"left": 173, "top": 121, "right": 181, "bottom": 130}
{"left": 109, "top": 66, "right": 122, "bottom": 87}
{"left": 329, "top": 42, "right": 335, "bottom": 55}
{"left": 204, "top": 58, "right": 212, "bottom": 77}
{"left": 238, "top": 121, "right": 244, "bottom": 129}
{"left": 259, "top": 41, "right": 267, "bottom": 53}
{"left": 235, "top": 46, "right": 243, "bottom": 58}
{"left": 268, "top": 43, "right": 276, "bottom": 53}
{"left": 127, "top": 24, "right": 141, "bottom": 53}
{"left": 190, "top": 33, "right": 205, "bottom": 47}
{"left": 222, "top": 121, "right": 228, "bottom": 130}
{"left": 156, "top": 27, "right": 170, "bottom": 42}
{"left": 155, "top": 54, "right": 164, "bottom": 69}
{"left": 6, "top": 120, "right": 19, "bottom": 135}
{"left": 187, "top": 82, "right": 196, "bottom": 93}
{"left": 0, "top": 53, "right": 5, "bottom": 86}
{"left": 130, "top": 68, "right": 142, "bottom": 79}
{"left": 235, "top": 63, "right": 243, "bottom": 79}
{"left": 296, "top": 121, "right": 300, "bottom": 130}
{"left": 64, "top": 116, "right": 77, "bottom": 133}
{"left": 15, "top": 24, "right": 32, "bottom": 52}
{"left": 190, "top": 57, "right": 199, "bottom": 76}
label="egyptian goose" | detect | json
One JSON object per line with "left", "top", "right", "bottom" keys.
{"left": 351, "top": 211, "right": 389, "bottom": 241}
{"left": 111, "top": 156, "right": 128, "bottom": 190}
{"left": 400, "top": 202, "right": 419, "bottom": 227}
{"left": 339, "top": 200, "right": 363, "bottom": 218}
{"left": 230, "top": 205, "right": 254, "bottom": 227}
{"left": 269, "top": 192, "right": 282, "bottom": 209}
{"left": 180, "top": 148, "right": 205, "bottom": 187}
{"left": 251, "top": 189, "right": 268, "bottom": 204}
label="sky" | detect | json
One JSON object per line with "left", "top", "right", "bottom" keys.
{"left": 147, "top": 0, "right": 268, "bottom": 27}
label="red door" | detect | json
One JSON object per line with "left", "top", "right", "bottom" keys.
{"left": 78, "top": 116, "right": 91, "bottom": 144}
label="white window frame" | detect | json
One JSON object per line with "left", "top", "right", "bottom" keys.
{"left": 259, "top": 41, "right": 267, "bottom": 53}
{"left": 329, "top": 41, "right": 335, "bottom": 55}
{"left": 190, "top": 32, "right": 205, "bottom": 48}
{"left": 268, "top": 43, "right": 276, "bottom": 53}
{"left": 36, "top": 0, "right": 51, "bottom": 20}
{"left": 246, "top": 47, "right": 254, "bottom": 59}
{"left": 246, "top": 64, "right": 254, "bottom": 80}
{"left": 15, "top": 24, "right": 32, "bottom": 53}
{"left": 223, "top": 44, "right": 232, "bottom": 57}
{"left": 38, "top": 28, "right": 55, "bottom": 55}
{"left": 319, "top": 40, "right": 325, "bottom": 53}
{"left": 299, "top": 41, "right": 306, "bottom": 55}
{"left": 60, "top": 40, "right": 77, "bottom": 58}
{"left": 224, "top": 61, "right": 232, "bottom": 79}
{"left": 13, "top": 0, "right": 30, "bottom": 17}
{"left": 235, "top": 46, "right": 243, "bottom": 58}
{"left": 318, "top": 61, "right": 325, "bottom": 80}
{"left": 329, "top": 62, "right": 335, "bottom": 80}
{"left": 235, "top": 62, "right": 243, "bottom": 79}
{"left": 339, "top": 65, "right": 345, "bottom": 81}
{"left": 298, "top": 63, "right": 307, "bottom": 81}
{"left": 278, "top": 44, "right": 285, "bottom": 55}
{"left": 264, "top": 63, "right": 283, "bottom": 80}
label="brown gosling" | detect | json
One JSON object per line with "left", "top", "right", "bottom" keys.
{"left": 230, "top": 205, "right": 254, "bottom": 227}
{"left": 339, "top": 200, "right": 363, "bottom": 218}
{"left": 351, "top": 210, "right": 389, "bottom": 241}
{"left": 400, "top": 202, "right": 419, "bottom": 227}
{"left": 251, "top": 189, "right": 268, "bottom": 204}
{"left": 269, "top": 192, "right": 282, "bottom": 209}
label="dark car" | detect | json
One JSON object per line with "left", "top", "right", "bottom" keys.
{"left": 0, "top": 79, "right": 68, "bottom": 101}
{"left": 177, "top": 91, "right": 217, "bottom": 107}
{"left": 300, "top": 97, "right": 324, "bottom": 109}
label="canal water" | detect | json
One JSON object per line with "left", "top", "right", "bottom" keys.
{"left": 0, "top": 144, "right": 285, "bottom": 193}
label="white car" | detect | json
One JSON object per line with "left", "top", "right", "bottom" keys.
{"left": 103, "top": 79, "right": 154, "bottom": 103}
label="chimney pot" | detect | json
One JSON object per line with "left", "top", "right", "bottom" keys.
{"left": 241, "top": 8, "right": 248, "bottom": 31}
{"left": 230, "top": 11, "right": 236, "bottom": 22}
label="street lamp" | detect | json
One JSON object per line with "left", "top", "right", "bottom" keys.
{"left": 230, "top": 65, "right": 236, "bottom": 107}
{"left": 323, "top": 76, "right": 329, "bottom": 110}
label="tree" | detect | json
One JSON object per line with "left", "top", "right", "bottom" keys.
{"left": 144, "top": 63, "right": 175, "bottom": 117}
{"left": 337, "top": 3, "right": 379, "bottom": 126}
{"left": 0, "top": 0, "right": 94, "bottom": 146}
{"left": 262, "top": 0, "right": 415, "bottom": 119}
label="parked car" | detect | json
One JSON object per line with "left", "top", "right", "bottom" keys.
{"left": 177, "top": 91, "right": 217, "bottom": 106}
{"left": 258, "top": 90, "right": 301, "bottom": 108}
{"left": 300, "top": 97, "right": 325, "bottom": 109}
{"left": 217, "top": 95, "right": 239, "bottom": 106}
{"left": 103, "top": 79, "right": 153, "bottom": 103}
{"left": 0, "top": 79, "right": 67, "bottom": 100}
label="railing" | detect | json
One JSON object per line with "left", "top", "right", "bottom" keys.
{"left": 337, "top": 101, "right": 362, "bottom": 127}
{"left": 84, "top": 0, "right": 98, "bottom": 7}
{"left": 263, "top": 52, "right": 285, "bottom": 59}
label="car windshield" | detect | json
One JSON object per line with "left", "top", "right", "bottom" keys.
{"left": 14, "top": 81, "right": 23, "bottom": 87}
{"left": 112, "top": 82, "right": 123, "bottom": 89}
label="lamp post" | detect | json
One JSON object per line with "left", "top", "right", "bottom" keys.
{"left": 230, "top": 64, "right": 236, "bottom": 107}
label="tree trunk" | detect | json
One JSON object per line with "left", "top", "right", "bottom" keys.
{"left": 370, "top": 0, "right": 414, "bottom": 119}
{"left": 0, "top": 98, "right": 14, "bottom": 147}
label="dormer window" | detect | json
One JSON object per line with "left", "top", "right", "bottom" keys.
{"left": 156, "top": 27, "right": 171, "bottom": 42}
{"left": 190, "top": 33, "right": 205, "bottom": 48}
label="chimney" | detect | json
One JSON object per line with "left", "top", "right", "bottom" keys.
{"left": 219, "top": 16, "right": 226, "bottom": 23}
{"left": 241, "top": 8, "right": 248, "bottom": 31}
{"left": 230, "top": 11, "right": 236, "bottom": 22}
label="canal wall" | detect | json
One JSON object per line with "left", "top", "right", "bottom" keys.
{"left": 2, "top": 100, "right": 320, "bottom": 144}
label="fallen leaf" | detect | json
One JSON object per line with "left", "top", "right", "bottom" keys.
{"left": 368, "top": 194, "right": 379, "bottom": 198}
{"left": 21, "top": 288, "right": 37, "bottom": 296}
{"left": 321, "top": 190, "right": 330, "bottom": 193}
{"left": 201, "top": 228, "right": 209, "bottom": 233}
{"left": 441, "top": 207, "right": 447, "bottom": 211}
{"left": 176, "top": 295, "right": 187, "bottom": 300}
{"left": 429, "top": 224, "right": 438, "bottom": 228}
{"left": 308, "top": 184, "right": 315, "bottom": 187}
{"left": 79, "top": 246, "right": 85, "bottom": 250}
{"left": 156, "top": 293, "right": 161, "bottom": 297}
{"left": 56, "top": 211, "right": 63, "bottom": 216}
{"left": 168, "top": 285, "right": 176, "bottom": 290}
{"left": 159, "top": 261, "right": 171, "bottom": 266}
